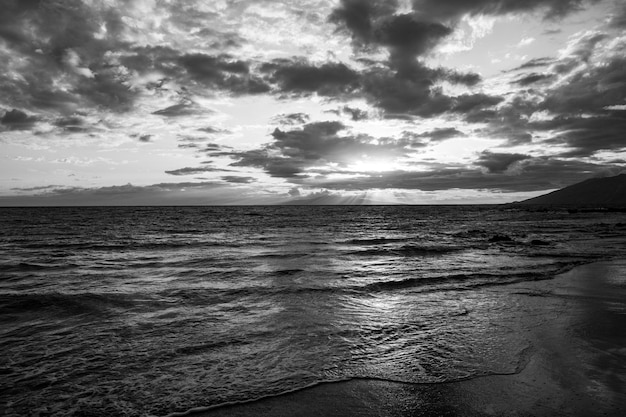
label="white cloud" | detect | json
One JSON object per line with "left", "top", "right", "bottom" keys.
{"left": 517, "top": 37, "right": 535, "bottom": 47}
{"left": 62, "top": 49, "right": 95, "bottom": 78}
{"left": 437, "top": 15, "right": 497, "bottom": 55}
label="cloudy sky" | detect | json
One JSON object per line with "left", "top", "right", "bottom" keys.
{"left": 1, "top": 0, "right": 625, "bottom": 205}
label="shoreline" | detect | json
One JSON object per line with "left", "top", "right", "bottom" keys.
{"left": 187, "top": 260, "right": 626, "bottom": 417}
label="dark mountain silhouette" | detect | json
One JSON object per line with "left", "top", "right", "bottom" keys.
{"left": 518, "top": 173, "right": 626, "bottom": 206}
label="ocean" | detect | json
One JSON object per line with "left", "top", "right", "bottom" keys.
{"left": 1, "top": 206, "right": 625, "bottom": 416}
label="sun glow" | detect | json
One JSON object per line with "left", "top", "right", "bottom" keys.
{"left": 348, "top": 158, "right": 400, "bottom": 173}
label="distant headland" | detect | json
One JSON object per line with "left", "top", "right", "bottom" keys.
{"left": 513, "top": 173, "right": 626, "bottom": 208}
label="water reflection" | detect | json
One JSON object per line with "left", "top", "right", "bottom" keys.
{"left": 253, "top": 230, "right": 531, "bottom": 385}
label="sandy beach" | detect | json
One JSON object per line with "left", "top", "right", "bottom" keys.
{"left": 194, "top": 260, "right": 626, "bottom": 417}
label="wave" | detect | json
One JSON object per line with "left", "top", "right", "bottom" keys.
{"left": 19, "top": 240, "right": 241, "bottom": 251}
{"left": 360, "top": 271, "right": 544, "bottom": 292}
{"left": 345, "top": 237, "right": 410, "bottom": 245}
{"left": 250, "top": 252, "right": 313, "bottom": 260}
{"left": 0, "top": 259, "right": 591, "bottom": 317}
{"left": 156, "top": 261, "right": 588, "bottom": 303}
{"left": 173, "top": 338, "right": 251, "bottom": 357}
{"left": 273, "top": 269, "right": 305, "bottom": 276}
{"left": 0, "top": 292, "right": 146, "bottom": 316}
{"left": 159, "top": 343, "right": 535, "bottom": 417}
{"left": 0, "top": 262, "right": 79, "bottom": 272}
{"left": 366, "top": 261, "right": 590, "bottom": 293}
{"left": 349, "top": 244, "right": 464, "bottom": 257}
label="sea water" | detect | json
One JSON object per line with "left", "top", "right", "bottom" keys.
{"left": 1, "top": 206, "right": 625, "bottom": 416}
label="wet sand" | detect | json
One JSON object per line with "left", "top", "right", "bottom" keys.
{"left": 193, "top": 261, "right": 626, "bottom": 417}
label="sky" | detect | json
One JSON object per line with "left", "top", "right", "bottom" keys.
{"left": 1, "top": 0, "right": 625, "bottom": 205}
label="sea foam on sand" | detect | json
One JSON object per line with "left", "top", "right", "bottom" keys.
{"left": 192, "top": 260, "right": 626, "bottom": 417}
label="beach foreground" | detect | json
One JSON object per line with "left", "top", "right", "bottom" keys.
{"left": 196, "top": 261, "right": 626, "bottom": 417}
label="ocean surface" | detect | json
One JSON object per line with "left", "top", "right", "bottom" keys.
{"left": 1, "top": 205, "right": 625, "bottom": 416}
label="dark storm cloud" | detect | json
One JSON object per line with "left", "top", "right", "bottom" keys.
{"left": 119, "top": 47, "right": 272, "bottom": 95}
{"left": 180, "top": 53, "right": 249, "bottom": 78}
{"left": 475, "top": 33, "right": 626, "bottom": 156}
{"left": 178, "top": 53, "right": 270, "bottom": 94}
{"left": 513, "top": 157, "right": 625, "bottom": 188}
{"left": 1, "top": 72, "right": 80, "bottom": 115}
{"left": 230, "top": 150, "right": 303, "bottom": 178}
{"left": 259, "top": 56, "right": 482, "bottom": 116}
{"left": 1, "top": 181, "right": 235, "bottom": 206}
{"left": 481, "top": 22, "right": 626, "bottom": 158}
{"left": 329, "top": 0, "right": 588, "bottom": 76}
{"left": 330, "top": 1, "right": 454, "bottom": 76}
{"left": 53, "top": 116, "right": 89, "bottom": 133}
{"left": 475, "top": 151, "right": 531, "bottom": 173}
{"left": 10, "top": 185, "right": 62, "bottom": 192}
{"left": 204, "top": 143, "right": 224, "bottom": 151}
{"left": 298, "top": 168, "right": 518, "bottom": 191}
{"left": 609, "top": 2, "right": 626, "bottom": 28}
{"left": 328, "top": 0, "right": 400, "bottom": 46}
{"left": 54, "top": 116, "right": 85, "bottom": 127}
{"left": 301, "top": 156, "right": 619, "bottom": 193}
{"left": 165, "top": 166, "right": 234, "bottom": 176}
{"left": 0, "top": 1, "right": 124, "bottom": 54}
{"left": 330, "top": 1, "right": 453, "bottom": 64}
{"left": 375, "top": 14, "right": 452, "bottom": 66}
{"left": 138, "top": 135, "right": 152, "bottom": 143}
{"left": 4, "top": 1, "right": 503, "bottom": 125}
{"left": 268, "top": 121, "right": 397, "bottom": 159}
{"left": 198, "top": 126, "right": 231, "bottom": 135}
{"left": 361, "top": 65, "right": 486, "bottom": 117}
{"left": 451, "top": 93, "right": 504, "bottom": 113}
{"left": 508, "top": 57, "right": 555, "bottom": 72}
{"left": 183, "top": 142, "right": 231, "bottom": 157}
{"left": 513, "top": 73, "right": 554, "bottom": 86}
{"left": 68, "top": 63, "right": 136, "bottom": 112}
{"left": 176, "top": 135, "right": 214, "bottom": 145}
{"left": 342, "top": 106, "right": 369, "bottom": 121}
{"left": 261, "top": 59, "right": 360, "bottom": 96}
{"left": 229, "top": 121, "right": 415, "bottom": 178}
{"left": 418, "top": 127, "right": 465, "bottom": 141}
{"left": 325, "top": 1, "right": 489, "bottom": 118}
{"left": 462, "top": 94, "right": 536, "bottom": 146}
{"left": 541, "top": 57, "right": 626, "bottom": 115}
{"left": 362, "top": 67, "right": 494, "bottom": 115}
{"left": 361, "top": 69, "right": 448, "bottom": 116}
{"left": 475, "top": 38, "right": 626, "bottom": 153}
{"left": 326, "top": 106, "right": 369, "bottom": 121}
{"left": 1, "top": 109, "right": 37, "bottom": 130}
{"left": 442, "top": 69, "right": 482, "bottom": 86}
{"left": 0, "top": 2, "right": 275, "bottom": 124}
{"left": 0, "top": 1, "right": 140, "bottom": 115}
{"left": 221, "top": 176, "right": 256, "bottom": 184}
{"left": 490, "top": 127, "right": 533, "bottom": 146}
{"left": 538, "top": 116, "right": 626, "bottom": 157}
{"left": 326, "top": 0, "right": 606, "bottom": 122}
{"left": 152, "top": 102, "right": 206, "bottom": 117}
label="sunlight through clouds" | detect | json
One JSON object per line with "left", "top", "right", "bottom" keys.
{"left": 1, "top": 0, "right": 625, "bottom": 204}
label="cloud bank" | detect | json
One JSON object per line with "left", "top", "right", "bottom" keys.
{"left": 1, "top": 0, "right": 624, "bottom": 204}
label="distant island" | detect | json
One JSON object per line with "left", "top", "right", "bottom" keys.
{"left": 515, "top": 173, "right": 626, "bottom": 207}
